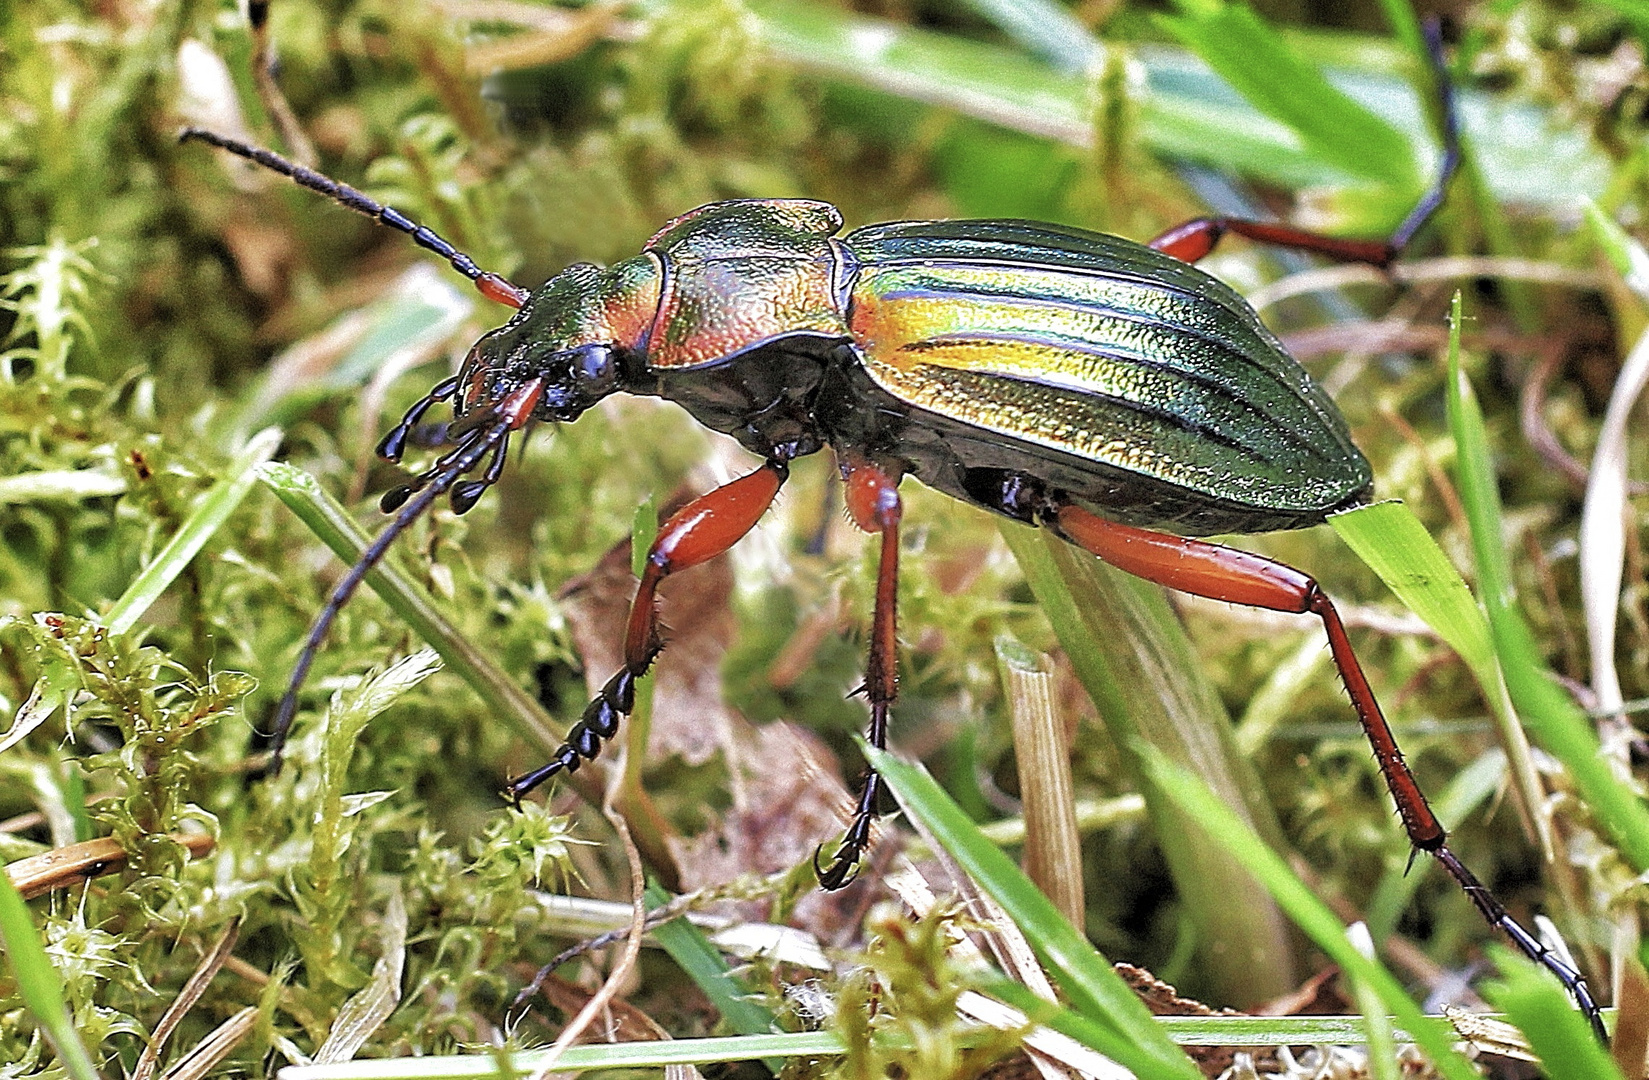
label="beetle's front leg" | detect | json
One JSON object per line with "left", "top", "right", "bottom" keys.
{"left": 504, "top": 459, "right": 789, "bottom": 800}
{"left": 816, "top": 459, "right": 903, "bottom": 890}
{"left": 1053, "top": 502, "right": 1606, "bottom": 1042}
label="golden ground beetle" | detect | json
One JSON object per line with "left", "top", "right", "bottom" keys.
{"left": 181, "top": 20, "right": 1606, "bottom": 1043}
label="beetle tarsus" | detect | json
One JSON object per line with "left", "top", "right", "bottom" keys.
{"left": 1431, "top": 845, "right": 1605, "bottom": 1043}
{"left": 815, "top": 763, "right": 884, "bottom": 890}
{"left": 504, "top": 666, "right": 650, "bottom": 799}
{"left": 505, "top": 463, "right": 790, "bottom": 803}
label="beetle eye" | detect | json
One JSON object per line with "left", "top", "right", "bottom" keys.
{"left": 574, "top": 345, "right": 616, "bottom": 393}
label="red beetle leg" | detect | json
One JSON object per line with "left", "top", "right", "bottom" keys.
{"left": 817, "top": 460, "right": 903, "bottom": 890}
{"left": 1053, "top": 503, "right": 1603, "bottom": 1038}
{"left": 1148, "top": 218, "right": 1397, "bottom": 268}
{"left": 505, "top": 459, "right": 788, "bottom": 800}
{"left": 1149, "top": 23, "right": 1458, "bottom": 270}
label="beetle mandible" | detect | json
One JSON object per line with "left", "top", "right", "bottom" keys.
{"left": 180, "top": 22, "right": 1604, "bottom": 1041}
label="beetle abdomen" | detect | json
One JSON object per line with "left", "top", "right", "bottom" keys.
{"left": 841, "top": 220, "right": 1372, "bottom": 534}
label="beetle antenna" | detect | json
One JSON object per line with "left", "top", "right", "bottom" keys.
{"left": 179, "top": 127, "right": 530, "bottom": 309}
{"left": 266, "top": 378, "right": 546, "bottom": 771}
{"left": 1387, "top": 18, "right": 1461, "bottom": 254}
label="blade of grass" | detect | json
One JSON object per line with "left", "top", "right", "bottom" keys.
{"left": 261, "top": 1007, "right": 1567, "bottom": 1080}
{"left": 1576, "top": 209, "right": 1649, "bottom": 721}
{"left": 1002, "top": 520, "right": 1297, "bottom": 1005}
{"left": 992, "top": 981, "right": 1459, "bottom": 1044}
{"left": 1158, "top": 0, "right": 1416, "bottom": 188}
{"left": 1481, "top": 948, "right": 1627, "bottom": 1080}
{"left": 1328, "top": 502, "right": 1491, "bottom": 673}
{"left": 960, "top": 0, "right": 1097, "bottom": 73}
{"left": 1443, "top": 294, "right": 1649, "bottom": 875}
{"left": 642, "top": 885, "right": 780, "bottom": 1072}
{"left": 863, "top": 742, "right": 1205, "bottom": 1080}
{"left": 1346, "top": 923, "right": 1400, "bottom": 1080}
{"left": 103, "top": 427, "right": 282, "bottom": 635}
{"left": 744, "top": 0, "right": 1605, "bottom": 207}
{"left": 1585, "top": 200, "right": 1649, "bottom": 300}
{"left": 259, "top": 462, "right": 681, "bottom": 881}
{"left": 0, "top": 868, "right": 101, "bottom": 1080}
{"left": 1330, "top": 500, "right": 1549, "bottom": 854}
{"left": 994, "top": 635, "right": 1084, "bottom": 928}
{"left": 256, "top": 461, "right": 562, "bottom": 755}
{"left": 1135, "top": 744, "right": 1481, "bottom": 1080}
{"left": 280, "top": 1033, "right": 851, "bottom": 1080}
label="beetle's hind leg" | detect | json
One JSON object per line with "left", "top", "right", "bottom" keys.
{"left": 504, "top": 459, "right": 789, "bottom": 801}
{"left": 1052, "top": 502, "right": 1607, "bottom": 1043}
{"left": 816, "top": 460, "right": 903, "bottom": 890}
{"left": 1150, "top": 21, "right": 1459, "bottom": 269}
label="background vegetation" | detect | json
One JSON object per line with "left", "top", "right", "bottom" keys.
{"left": 2, "top": 0, "right": 1647, "bottom": 1076}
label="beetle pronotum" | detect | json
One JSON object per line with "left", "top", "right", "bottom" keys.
{"left": 182, "top": 20, "right": 1604, "bottom": 1040}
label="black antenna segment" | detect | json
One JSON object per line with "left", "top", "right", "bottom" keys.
{"left": 180, "top": 127, "right": 529, "bottom": 307}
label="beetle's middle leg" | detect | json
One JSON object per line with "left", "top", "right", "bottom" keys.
{"left": 816, "top": 458, "right": 903, "bottom": 890}
{"left": 504, "top": 459, "right": 789, "bottom": 800}
{"left": 1052, "top": 502, "right": 1606, "bottom": 1041}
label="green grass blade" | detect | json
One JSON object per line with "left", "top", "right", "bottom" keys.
{"left": 1157, "top": 1, "right": 1416, "bottom": 188}
{"left": 643, "top": 885, "right": 780, "bottom": 1070}
{"left": 1329, "top": 500, "right": 1549, "bottom": 855}
{"left": 1346, "top": 923, "right": 1400, "bottom": 1080}
{"left": 255, "top": 461, "right": 563, "bottom": 756}
{"left": 103, "top": 427, "right": 282, "bottom": 636}
{"left": 1481, "top": 948, "right": 1626, "bottom": 1080}
{"left": 1329, "top": 502, "right": 1491, "bottom": 674}
{"left": 745, "top": 0, "right": 1603, "bottom": 206}
{"left": 0, "top": 869, "right": 101, "bottom": 1080}
{"left": 1001, "top": 521, "right": 1297, "bottom": 1004}
{"left": 279, "top": 1032, "right": 853, "bottom": 1079}
{"left": 960, "top": 0, "right": 1096, "bottom": 73}
{"left": 1136, "top": 745, "right": 1482, "bottom": 1080}
{"left": 1443, "top": 294, "right": 1649, "bottom": 875}
{"left": 862, "top": 743, "right": 1205, "bottom": 1080}
{"left": 1584, "top": 200, "right": 1649, "bottom": 300}
{"left": 229, "top": 1008, "right": 1570, "bottom": 1080}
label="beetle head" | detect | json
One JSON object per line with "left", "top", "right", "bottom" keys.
{"left": 457, "top": 263, "right": 623, "bottom": 425}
